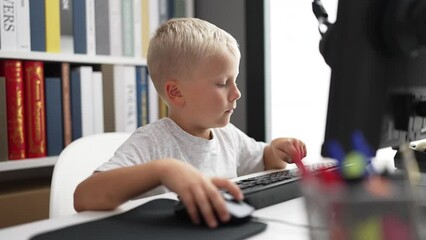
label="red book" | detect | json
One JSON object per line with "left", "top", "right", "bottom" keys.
{"left": 2, "top": 60, "right": 26, "bottom": 160}
{"left": 24, "top": 61, "right": 47, "bottom": 158}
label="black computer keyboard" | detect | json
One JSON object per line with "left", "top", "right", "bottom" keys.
{"left": 235, "top": 161, "right": 338, "bottom": 209}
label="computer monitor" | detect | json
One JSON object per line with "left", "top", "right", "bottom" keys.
{"left": 316, "top": 0, "right": 426, "bottom": 158}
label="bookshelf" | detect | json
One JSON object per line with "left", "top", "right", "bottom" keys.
{"left": 0, "top": 52, "right": 147, "bottom": 173}
{"left": 0, "top": 157, "right": 56, "bottom": 172}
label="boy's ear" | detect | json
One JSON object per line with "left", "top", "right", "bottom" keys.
{"left": 165, "top": 80, "right": 184, "bottom": 105}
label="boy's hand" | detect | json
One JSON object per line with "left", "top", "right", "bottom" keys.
{"left": 271, "top": 138, "right": 307, "bottom": 163}
{"left": 158, "top": 159, "right": 243, "bottom": 228}
{"left": 264, "top": 138, "right": 307, "bottom": 170}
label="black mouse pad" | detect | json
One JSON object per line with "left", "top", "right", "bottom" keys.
{"left": 30, "top": 199, "right": 267, "bottom": 240}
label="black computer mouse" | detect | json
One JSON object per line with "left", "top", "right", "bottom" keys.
{"left": 174, "top": 192, "right": 255, "bottom": 226}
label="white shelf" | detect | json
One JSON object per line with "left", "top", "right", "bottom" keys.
{"left": 0, "top": 51, "right": 147, "bottom": 65}
{"left": 0, "top": 157, "right": 57, "bottom": 172}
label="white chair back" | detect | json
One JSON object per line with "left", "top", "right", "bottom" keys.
{"left": 49, "top": 132, "right": 131, "bottom": 218}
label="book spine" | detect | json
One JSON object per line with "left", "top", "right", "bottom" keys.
{"left": 114, "top": 65, "right": 137, "bottom": 132}
{"left": 158, "top": 0, "right": 168, "bottom": 24}
{"left": 121, "top": 0, "right": 134, "bottom": 57}
{"left": 92, "top": 71, "right": 104, "bottom": 134}
{"left": 4, "top": 60, "right": 26, "bottom": 160}
{"left": 60, "top": 0, "right": 74, "bottom": 53}
{"left": 136, "top": 65, "right": 149, "bottom": 127}
{"left": 0, "top": 0, "right": 18, "bottom": 50}
{"left": 147, "top": 74, "right": 158, "bottom": 123}
{"left": 173, "top": 0, "right": 187, "bottom": 17}
{"left": 29, "top": 0, "right": 46, "bottom": 51}
{"left": 45, "top": 0, "right": 61, "bottom": 52}
{"left": 95, "top": 0, "right": 110, "bottom": 55}
{"left": 109, "top": 0, "right": 122, "bottom": 56}
{"left": 0, "top": 76, "right": 8, "bottom": 161}
{"left": 122, "top": 65, "right": 137, "bottom": 132}
{"left": 78, "top": 66, "right": 95, "bottom": 136}
{"left": 136, "top": 65, "right": 142, "bottom": 127}
{"left": 168, "top": 0, "right": 174, "bottom": 18}
{"left": 158, "top": 97, "right": 168, "bottom": 119}
{"left": 61, "top": 62, "right": 72, "bottom": 146}
{"left": 86, "top": 0, "right": 96, "bottom": 55}
{"left": 16, "top": 0, "right": 31, "bottom": 51}
{"left": 45, "top": 76, "right": 64, "bottom": 156}
{"left": 184, "top": 0, "right": 193, "bottom": 17}
{"left": 141, "top": 0, "right": 149, "bottom": 58}
{"left": 133, "top": 0, "right": 142, "bottom": 58}
{"left": 73, "top": 0, "right": 87, "bottom": 54}
{"left": 113, "top": 65, "right": 124, "bottom": 131}
{"left": 70, "top": 68, "right": 82, "bottom": 140}
{"left": 101, "top": 64, "right": 115, "bottom": 132}
{"left": 23, "top": 61, "right": 47, "bottom": 158}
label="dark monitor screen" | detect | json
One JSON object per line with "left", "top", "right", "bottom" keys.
{"left": 318, "top": 0, "right": 426, "bottom": 157}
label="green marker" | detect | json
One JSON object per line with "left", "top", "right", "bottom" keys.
{"left": 342, "top": 151, "right": 367, "bottom": 179}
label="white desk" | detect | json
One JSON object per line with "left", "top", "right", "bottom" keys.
{"left": 0, "top": 192, "right": 310, "bottom": 240}
{"left": 0, "top": 154, "right": 398, "bottom": 240}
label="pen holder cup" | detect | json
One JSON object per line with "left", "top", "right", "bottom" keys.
{"left": 302, "top": 176, "right": 424, "bottom": 240}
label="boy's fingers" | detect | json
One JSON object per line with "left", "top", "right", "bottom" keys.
{"left": 295, "top": 141, "right": 307, "bottom": 158}
{"left": 211, "top": 178, "right": 243, "bottom": 200}
{"left": 193, "top": 186, "right": 218, "bottom": 228}
{"left": 179, "top": 192, "right": 200, "bottom": 225}
{"left": 205, "top": 185, "right": 230, "bottom": 223}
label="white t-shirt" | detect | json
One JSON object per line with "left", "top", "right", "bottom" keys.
{"left": 96, "top": 118, "right": 266, "bottom": 198}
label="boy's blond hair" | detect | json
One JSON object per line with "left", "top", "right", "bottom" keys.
{"left": 147, "top": 18, "right": 240, "bottom": 98}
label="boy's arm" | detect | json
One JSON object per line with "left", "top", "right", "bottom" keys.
{"left": 74, "top": 158, "right": 243, "bottom": 228}
{"left": 263, "top": 138, "right": 307, "bottom": 170}
{"left": 74, "top": 160, "right": 165, "bottom": 212}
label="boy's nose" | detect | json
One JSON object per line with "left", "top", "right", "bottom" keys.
{"left": 229, "top": 85, "right": 241, "bottom": 102}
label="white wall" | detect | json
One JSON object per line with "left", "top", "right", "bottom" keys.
{"left": 266, "top": 0, "right": 398, "bottom": 167}
{"left": 266, "top": 0, "right": 338, "bottom": 162}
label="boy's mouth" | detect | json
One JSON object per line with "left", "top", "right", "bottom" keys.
{"left": 226, "top": 106, "right": 236, "bottom": 113}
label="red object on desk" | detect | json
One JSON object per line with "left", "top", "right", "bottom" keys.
{"left": 293, "top": 156, "right": 308, "bottom": 178}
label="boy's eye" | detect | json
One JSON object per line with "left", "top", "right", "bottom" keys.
{"left": 216, "top": 83, "right": 227, "bottom": 87}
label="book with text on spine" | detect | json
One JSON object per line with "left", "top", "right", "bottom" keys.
{"left": 2, "top": 60, "right": 26, "bottom": 160}
{"left": 24, "top": 61, "right": 47, "bottom": 158}
{"left": 114, "top": 65, "right": 137, "bottom": 132}
{"left": 0, "top": 0, "right": 18, "bottom": 50}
